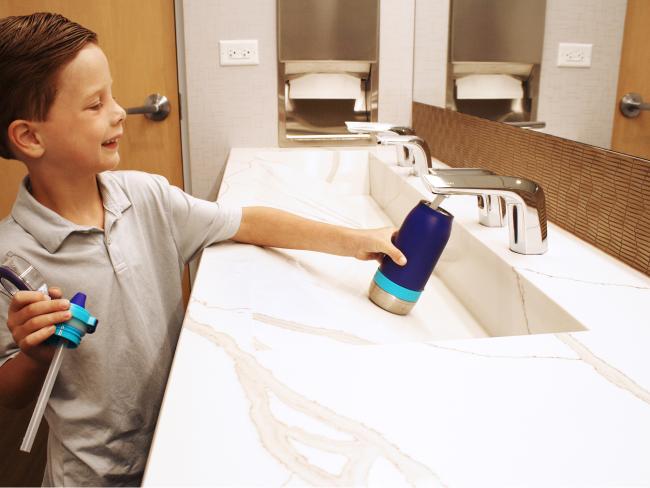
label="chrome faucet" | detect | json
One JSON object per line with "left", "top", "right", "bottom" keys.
{"left": 345, "top": 122, "right": 416, "bottom": 166}
{"left": 421, "top": 173, "right": 548, "bottom": 254}
{"left": 427, "top": 168, "right": 505, "bottom": 228}
{"left": 374, "top": 135, "right": 506, "bottom": 228}
{"left": 377, "top": 134, "right": 505, "bottom": 227}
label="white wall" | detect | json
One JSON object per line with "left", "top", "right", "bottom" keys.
{"left": 412, "top": 0, "right": 627, "bottom": 149}
{"left": 182, "top": 0, "right": 415, "bottom": 200}
{"left": 412, "top": 0, "right": 449, "bottom": 107}
{"left": 181, "top": 0, "right": 277, "bottom": 200}
{"left": 378, "top": 0, "right": 415, "bottom": 127}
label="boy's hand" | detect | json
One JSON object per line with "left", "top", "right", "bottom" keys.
{"left": 6, "top": 287, "right": 69, "bottom": 367}
{"left": 350, "top": 227, "right": 407, "bottom": 266}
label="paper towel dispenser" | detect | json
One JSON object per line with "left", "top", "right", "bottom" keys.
{"left": 447, "top": 0, "right": 546, "bottom": 124}
{"left": 277, "top": 0, "right": 379, "bottom": 146}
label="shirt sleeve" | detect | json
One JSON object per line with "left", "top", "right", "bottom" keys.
{"left": 0, "top": 293, "right": 19, "bottom": 368}
{"left": 159, "top": 176, "right": 242, "bottom": 264}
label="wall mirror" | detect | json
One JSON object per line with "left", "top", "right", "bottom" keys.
{"left": 413, "top": 0, "right": 650, "bottom": 161}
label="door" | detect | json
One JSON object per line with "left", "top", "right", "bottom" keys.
{"left": 0, "top": 1, "right": 183, "bottom": 485}
{"left": 611, "top": 0, "right": 650, "bottom": 159}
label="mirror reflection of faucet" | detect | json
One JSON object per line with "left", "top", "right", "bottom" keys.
{"left": 345, "top": 121, "right": 415, "bottom": 167}
{"left": 375, "top": 134, "right": 429, "bottom": 176}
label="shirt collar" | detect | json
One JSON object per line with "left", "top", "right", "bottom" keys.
{"left": 11, "top": 171, "right": 132, "bottom": 254}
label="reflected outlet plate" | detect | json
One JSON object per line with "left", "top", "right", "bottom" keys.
{"left": 557, "top": 42, "right": 592, "bottom": 68}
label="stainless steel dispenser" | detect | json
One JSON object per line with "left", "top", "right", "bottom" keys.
{"left": 277, "top": 0, "right": 379, "bottom": 146}
{"left": 447, "top": 0, "right": 546, "bottom": 125}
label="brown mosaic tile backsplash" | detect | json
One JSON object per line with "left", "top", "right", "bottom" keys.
{"left": 413, "top": 102, "right": 650, "bottom": 277}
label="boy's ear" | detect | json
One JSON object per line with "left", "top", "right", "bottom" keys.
{"left": 7, "top": 120, "right": 45, "bottom": 159}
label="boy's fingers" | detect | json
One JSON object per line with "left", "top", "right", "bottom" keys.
{"left": 11, "top": 298, "right": 70, "bottom": 327}
{"left": 381, "top": 238, "right": 406, "bottom": 266}
{"left": 19, "top": 326, "right": 56, "bottom": 351}
{"left": 383, "top": 228, "right": 406, "bottom": 265}
{"left": 372, "top": 248, "right": 406, "bottom": 266}
{"left": 390, "top": 248, "right": 407, "bottom": 266}
{"left": 23, "top": 310, "right": 71, "bottom": 336}
{"left": 9, "top": 291, "right": 49, "bottom": 312}
{"left": 48, "top": 287, "right": 63, "bottom": 299}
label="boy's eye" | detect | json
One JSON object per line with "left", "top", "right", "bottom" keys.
{"left": 89, "top": 102, "right": 103, "bottom": 110}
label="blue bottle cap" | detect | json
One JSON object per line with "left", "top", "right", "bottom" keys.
{"left": 70, "top": 292, "right": 86, "bottom": 308}
{"left": 45, "top": 291, "right": 98, "bottom": 347}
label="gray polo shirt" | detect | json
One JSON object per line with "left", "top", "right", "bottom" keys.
{"left": 0, "top": 171, "right": 241, "bottom": 486}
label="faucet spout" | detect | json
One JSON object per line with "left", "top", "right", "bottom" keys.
{"left": 422, "top": 173, "right": 548, "bottom": 254}
{"left": 428, "top": 168, "right": 505, "bottom": 227}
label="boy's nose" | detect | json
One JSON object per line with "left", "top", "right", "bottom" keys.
{"left": 114, "top": 104, "right": 126, "bottom": 124}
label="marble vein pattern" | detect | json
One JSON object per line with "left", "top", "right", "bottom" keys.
{"left": 191, "top": 297, "right": 376, "bottom": 346}
{"left": 512, "top": 268, "right": 532, "bottom": 335}
{"left": 186, "top": 316, "right": 444, "bottom": 487}
{"left": 518, "top": 266, "right": 650, "bottom": 290}
{"left": 554, "top": 333, "right": 650, "bottom": 405}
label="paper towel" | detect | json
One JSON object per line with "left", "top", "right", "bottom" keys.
{"left": 289, "top": 73, "right": 362, "bottom": 100}
{"left": 456, "top": 74, "right": 524, "bottom": 100}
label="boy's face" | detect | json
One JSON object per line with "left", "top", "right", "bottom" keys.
{"left": 34, "top": 43, "right": 125, "bottom": 175}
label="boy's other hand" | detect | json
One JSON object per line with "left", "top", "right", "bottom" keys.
{"left": 6, "top": 287, "right": 69, "bottom": 367}
{"left": 351, "top": 227, "right": 407, "bottom": 266}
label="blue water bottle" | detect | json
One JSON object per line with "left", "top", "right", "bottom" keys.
{"left": 369, "top": 200, "right": 453, "bottom": 315}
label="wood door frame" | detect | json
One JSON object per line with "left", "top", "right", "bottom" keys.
{"left": 611, "top": 0, "right": 650, "bottom": 160}
{"left": 173, "top": 1, "right": 202, "bottom": 286}
{"left": 174, "top": 0, "right": 192, "bottom": 198}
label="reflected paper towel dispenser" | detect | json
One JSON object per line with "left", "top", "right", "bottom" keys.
{"left": 447, "top": 0, "right": 546, "bottom": 124}
{"left": 277, "top": 0, "right": 379, "bottom": 146}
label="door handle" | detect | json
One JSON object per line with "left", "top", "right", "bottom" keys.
{"left": 125, "top": 93, "right": 170, "bottom": 121}
{"left": 504, "top": 121, "right": 546, "bottom": 129}
{"left": 620, "top": 93, "right": 650, "bottom": 118}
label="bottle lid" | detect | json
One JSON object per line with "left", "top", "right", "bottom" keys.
{"left": 70, "top": 292, "right": 86, "bottom": 307}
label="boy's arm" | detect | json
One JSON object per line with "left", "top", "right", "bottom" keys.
{"left": 0, "top": 352, "right": 51, "bottom": 409}
{"left": 232, "top": 207, "right": 407, "bottom": 265}
{"left": 0, "top": 289, "right": 68, "bottom": 409}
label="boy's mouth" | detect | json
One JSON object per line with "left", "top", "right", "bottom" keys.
{"left": 101, "top": 135, "right": 121, "bottom": 149}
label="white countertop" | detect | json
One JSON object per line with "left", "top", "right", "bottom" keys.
{"left": 144, "top": 147, "right": 650, "bottom": 487}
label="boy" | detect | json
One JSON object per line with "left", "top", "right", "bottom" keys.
{"left": 0, "top": 12, "right": 406, "bottom": 486}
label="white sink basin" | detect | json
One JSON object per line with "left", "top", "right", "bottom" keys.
{"left": 214, "top": 147, "right": 585, "bottom": 344}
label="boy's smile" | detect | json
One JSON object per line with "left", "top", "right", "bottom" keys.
{"left": 34, "top": 43, "right": 126, "bottom": 176}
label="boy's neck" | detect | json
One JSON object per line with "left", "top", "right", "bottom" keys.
{"left": 27, "top": 170, "right": 105, "bottom": 230}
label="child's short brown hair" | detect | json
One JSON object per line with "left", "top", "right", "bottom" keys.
{"left": 0, "top": 12, "right": 97, "bottom": 159}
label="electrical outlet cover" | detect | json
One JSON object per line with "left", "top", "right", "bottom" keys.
{"left": 557, "top": 42, "right": 592, "bottom": 68}
{"left": 219, "top": 40, "right": 259, "bottom": 66}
